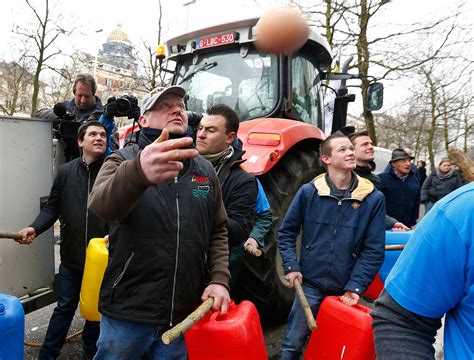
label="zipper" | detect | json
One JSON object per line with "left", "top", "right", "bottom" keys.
{"left": 85, "top": 162, "right": 90, "bottom": 257}
{"left": 170, "top": 176, "right": 180, "bottom": 326}
{"left": 112, "top": 252, "right": 135, "bottom": 288}
{"left": 326, "top": 198, "right": 343, "bottom": 288}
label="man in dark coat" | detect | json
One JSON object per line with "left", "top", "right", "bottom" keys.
{"left": 379, "top": 148, "right": 421, "bottom": 228}
{"left": 88, "top": 86, "right": 230, "bottom": 359}
{"left": 196, "top": 104, "right": 257, "bottom": 292}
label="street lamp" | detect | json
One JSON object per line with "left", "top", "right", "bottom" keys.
{"left": 182, "top": 0, "right": 196, "bottom": 31}
{"left": 93, "top": 29, "right": 103, "bottom": 80}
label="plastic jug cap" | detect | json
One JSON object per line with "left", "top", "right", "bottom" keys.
{"left": 0, "top": 303, "right": 5, "bottom": 315}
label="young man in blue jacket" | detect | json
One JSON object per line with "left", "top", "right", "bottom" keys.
{"left": 278, "top": 131, "right": 386, "bottom": 360}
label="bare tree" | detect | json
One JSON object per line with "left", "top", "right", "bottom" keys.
{"left": 290, "top": 0, "right": 469, "bottom": 147}
{"left": 136, "top": 0, "right": 171, "bottom": 92}
{"left": 15, "top": 0, "right": 72, "bottom": 116}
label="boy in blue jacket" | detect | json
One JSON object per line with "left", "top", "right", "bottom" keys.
{"left": 278, "top": 131, "right": 386, "bottom": 360}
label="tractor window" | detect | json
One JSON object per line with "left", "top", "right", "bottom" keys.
{"left": 175, "top": 48, "right": 278, "bottom": 121}
{"left": 291, "top": 55, "right": 323, "bottom": 128}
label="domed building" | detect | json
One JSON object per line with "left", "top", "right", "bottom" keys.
{"left": 91, "top": 24, "right": 147, "bottom": 108}
{"left": 98, "top": 24, "right": 137, "bottom": 73}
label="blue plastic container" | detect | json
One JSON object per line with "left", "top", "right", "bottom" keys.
{"left": 0, "top": 293, "right": 25, "bottom": 360}
{"left": 380, "top": 230, "right": 413, "bottom": 282}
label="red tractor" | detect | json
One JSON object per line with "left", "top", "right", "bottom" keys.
{"left": 122, "top": 16, "right": 382, "bottom": 321}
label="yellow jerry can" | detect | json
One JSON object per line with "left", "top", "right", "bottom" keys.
{"left": 80, "top": 237, "right": 108, "bottom": 321}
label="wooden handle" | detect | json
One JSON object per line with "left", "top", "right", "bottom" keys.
{"left": 293, "top": 278, "right": 317, "bottom": 331}
{"left": 0, "top": 231, "right": 22, "bottom": 240}
{"left": 161, "top": 297, "right": 214, "bottom": 344}
{"left": 244, "top": 243, "right": 262, "bottom": 257}
{"left": 385, "top": 244, "right": 405, "bottom": 251}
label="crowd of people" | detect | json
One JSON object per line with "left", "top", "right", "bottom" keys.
{"left": 16, "top": 73, "right": 472, "bottom": 359}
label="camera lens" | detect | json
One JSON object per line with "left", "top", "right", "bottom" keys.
{"left": 116, "top": 97, "right": 131, "bottom": 116}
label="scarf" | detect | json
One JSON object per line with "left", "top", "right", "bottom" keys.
{"left": 202, "top": 145, "right": 234, "bottom": 175}
{"left": 436, "top": 167, "right": 455, "bottom": 179}
{"left": 141, "top": 127, "right": 188, "bottom": 142}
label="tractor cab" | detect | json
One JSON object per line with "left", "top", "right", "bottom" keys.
{"left": 166, "top": 17, "right": 332, "bottom": 131}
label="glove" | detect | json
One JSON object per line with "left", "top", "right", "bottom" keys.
{"left": 128, "top": 102, "right": 141, "bottom": 120}
{"left": 104, "top": 97, "right": 119, "bottom": 118}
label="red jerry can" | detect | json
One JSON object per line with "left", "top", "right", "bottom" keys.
{"left": 362, "top": 273, "right": 384, "bottom": 301}
{"left": 185, "top": 300, "right": 267, "bottom": 360}
{"left": 304, "top": 296, "right": 375, "bottom": 360}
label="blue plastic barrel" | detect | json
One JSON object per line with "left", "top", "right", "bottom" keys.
{"left": 0, "top": 293, "right": 24, "bottom": 360}
{"left": 380, "top": 230, "right": 413, "bottom": 282}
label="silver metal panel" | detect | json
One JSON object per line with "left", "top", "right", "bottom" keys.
{"left": 0, "top": 116, "right": 55, "bottom": 296}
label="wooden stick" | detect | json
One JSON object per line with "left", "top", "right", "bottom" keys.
{"left": 293, "top": 278, "right": 317, "bottom": 331}
{"left": 385, "top": 244, "right": 405, "bottom": 251}
{"left": 161, "top": 297, "right": 214, "bottom": 344}
{"left": 0, "top": 231, "right": 22, "bottom": 240}
{"left": 244, "top": 243, "right": 262, "bottom": 257}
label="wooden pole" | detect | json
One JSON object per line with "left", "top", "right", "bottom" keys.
{"left": 244, "top": 243, "right": 262, "bottom": 257}
{"left": 293, "top": 278, "right": 317, "bottom": 331}
{"left": 0, "top": 231, "right": 22, "bottom": 240}
{"left": 385, "top": 244, "right": 405, "bottom": 251}
{"left": 161, "top": 297, "right": 214, "bottom": 345}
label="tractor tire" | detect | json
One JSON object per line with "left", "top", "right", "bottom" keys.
{"left": 235, "top": 143, "right": 324, "bottom": 323}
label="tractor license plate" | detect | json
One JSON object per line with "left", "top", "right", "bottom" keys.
{"left": 197, "top": 31, "right": 237, "bottom": 49}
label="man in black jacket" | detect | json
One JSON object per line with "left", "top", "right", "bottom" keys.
{"left": 18, "top": 121, "right": 108, "bottom": 359}
{"left": 196, "top": 104, "right": 257, "bottom": 291}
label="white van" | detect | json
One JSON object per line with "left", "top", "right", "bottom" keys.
{"left": 373, "top": 146, "right": 392, "bottom": 174}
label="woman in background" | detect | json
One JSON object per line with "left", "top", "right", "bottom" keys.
{"left": 421, "top": 158, "right": 463, "bottom": 212}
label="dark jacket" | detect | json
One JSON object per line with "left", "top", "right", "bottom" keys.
{"left": 36, "top": 96, "right": 104, "bottom": 123}
{"left": 354, "top": 165, "right": 382, "bottom": 190}
{"left": 88, "top": 132, "right": 230, "bottom": 326}
{"left": 278, "top": 174, "right": 386, "bottom": 296}
{"left": 30, "top": 156, "right": 108, "bottom": 270}
{"left": 37, "top": 97, "right": 104, "bottom": 160}
{"left": 354, "top": 165, "right": 398, "bottom": 229}
{"left": 217, "top": 148, "right": 257, "bottom": 262}
{"left": 420, "top": 170, "right": 463, "bottom": 204}
{"left": 417, "top": 166, "right": 427, "bottom": 186}
{"left": 379, "top": 166, "right": 420, "bottom": 227}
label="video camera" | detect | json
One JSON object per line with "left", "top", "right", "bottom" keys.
{"left": 53, "top": 102, "right": 75, "bottom": 121}
{"left": 105, "top": 94, "right": 140, "bottom": 119}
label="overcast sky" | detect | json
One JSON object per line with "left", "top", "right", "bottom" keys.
{"left": 0, "top": 0, "right": 471, "bottom": 115}
{"left": 2, "top": 0, "right": 470, "bottom": 57}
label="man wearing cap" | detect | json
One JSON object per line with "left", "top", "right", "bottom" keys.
{"left": 88, "top": 85, "right": 230, "bottom": 359}
{"left": 379, "top": 148, "right": 421, "bottom": 228}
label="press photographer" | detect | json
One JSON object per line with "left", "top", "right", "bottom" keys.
{"left": 35, "top": 73, "right": 104, "bottom": 162}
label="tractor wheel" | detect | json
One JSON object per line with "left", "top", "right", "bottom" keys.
{"left": 236, "top": 143, "right": 324, "bottom": 323}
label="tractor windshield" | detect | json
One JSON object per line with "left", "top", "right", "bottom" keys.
{"left": 175, "top": 48, "right": 279, "bottom": 121}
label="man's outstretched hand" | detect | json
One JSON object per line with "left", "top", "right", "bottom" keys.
{"left": 139, "top": 128, "right": 198, "bottom": 184}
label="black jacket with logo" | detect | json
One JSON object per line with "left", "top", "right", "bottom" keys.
{"left": 88, "top": 133, "right": 230, "bottom": 325}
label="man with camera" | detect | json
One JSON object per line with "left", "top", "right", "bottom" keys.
{"left": 36, "top": 73, "right": 104, "bottom": 162}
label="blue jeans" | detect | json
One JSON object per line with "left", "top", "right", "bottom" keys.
{"left": 280, "top": 284, "right": 326, "bottom": 360}
{"left": 39, "top": 263, "right": 100, "bottom": 359}
{"left": 94, "top": 315, "right": 187, "bottom": 360}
